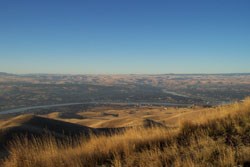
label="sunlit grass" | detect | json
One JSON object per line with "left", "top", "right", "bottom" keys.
{"left": 2, "top": 98, "right": 250, "bottom": 167}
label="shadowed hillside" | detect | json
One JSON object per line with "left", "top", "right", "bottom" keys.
{"left": 1, "top": 98, "right": 250, "bottom": 166}
{"left": 0, "top": 115, "right": 91, "bottom": 154}
{"left": 0, "top": 115, "right": 126, "bottom": 156}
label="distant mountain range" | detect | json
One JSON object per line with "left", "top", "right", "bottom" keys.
{"left": 1, "top": 72, "right": 250, "bottom": 76}
{"left": 0, "top": 72, "right": 17, "bottom": 76}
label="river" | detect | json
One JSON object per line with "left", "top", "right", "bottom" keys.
{"left": 0, "top": 102, "right": 191, "bottom": 115}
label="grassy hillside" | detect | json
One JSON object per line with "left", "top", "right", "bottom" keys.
{"left": 1, "top": 98, "right": 250, "bottom": 166}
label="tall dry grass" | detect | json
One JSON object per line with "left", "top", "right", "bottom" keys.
{"left": 2, "top": 98, "right": 250, "bottom": 167}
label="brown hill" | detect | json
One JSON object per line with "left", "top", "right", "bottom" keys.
{"left": 1, "top": 99, "right": 250, "bottom": 166}
{"left": 0, "top": 115, "right": 91, "bottom": 151}
{"left": 0, "top": 115, "right": 125, "bottom": 153}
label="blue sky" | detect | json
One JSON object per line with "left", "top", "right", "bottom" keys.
{"left": 0, "top": 0, "right": 249, "bottom": 74}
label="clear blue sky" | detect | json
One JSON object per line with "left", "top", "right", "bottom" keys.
{"left": 0, "top": 0, "right": 249, "bottom": 74}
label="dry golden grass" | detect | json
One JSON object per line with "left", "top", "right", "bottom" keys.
{"left": 1, "top": 127, "right": 177, "bottom": 167}
{"left": 2, "top": 98, "right": 250, "bottom": 167}
{"left": 41, "top": 99, "right": 250, "bottom": 129}
{"left": 0, "top": 120, "right": 4, "bottom": 127}
{"left": 42, "top": 106, "right": 184, "bottom": 128}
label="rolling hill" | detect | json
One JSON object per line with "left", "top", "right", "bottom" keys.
{"left": 1, "top": 98, "right": 250, "bottom": 166}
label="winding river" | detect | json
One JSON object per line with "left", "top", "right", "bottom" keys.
{"left": 0, "top": 102, "right": 191, "bottom": 115}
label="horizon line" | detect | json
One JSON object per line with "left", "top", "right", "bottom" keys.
{"left": 1, "top": 71, "right": 250, "bottom": 76}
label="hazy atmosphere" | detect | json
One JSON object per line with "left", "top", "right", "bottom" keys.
{"left": 1, "top": 0, "right": 250, "bottom": 74}
{"left": 1, "top": 1, "right": 250, "bottom": 167}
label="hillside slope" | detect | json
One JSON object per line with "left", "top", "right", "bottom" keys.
{"left": 1, "top": 98, "right": 250, "bottom": 167}
{"left": 0, "top": 115, "right": 126, "bottom": 154}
